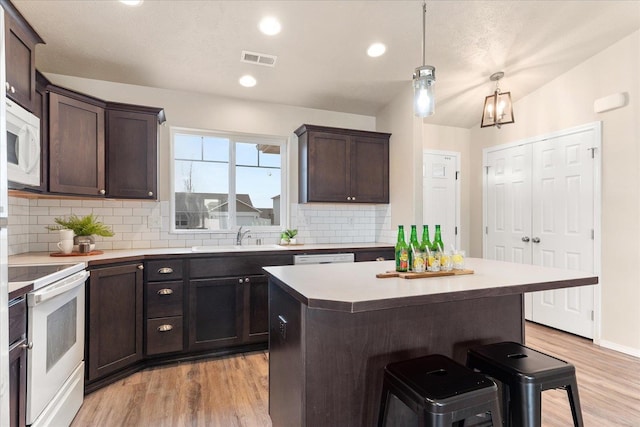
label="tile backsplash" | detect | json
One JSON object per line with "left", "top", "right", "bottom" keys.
{"left": 8, "top": 196, "right": 394, "bottom": 255}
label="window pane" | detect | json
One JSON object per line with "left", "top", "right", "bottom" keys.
{"left": 174, "top": 134, "right": 204, "bottom": 160}
{"left": 236, "top": 165, "right": 281, "bottom": 226}
{"left": 202, "top": 137, "right": 229, "bottom": 162}
{"left": 237, "top": 142, "right": 258, "bottom": 166}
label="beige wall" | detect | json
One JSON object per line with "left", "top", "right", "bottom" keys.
{"left": 468, "top": 31, "right": 640, "bottom": 354}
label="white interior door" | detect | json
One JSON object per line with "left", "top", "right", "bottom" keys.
{"left": 484, "top": 123, "right": 599, "bottom": 339}
{"left": 485, "top": 145, "right": 532, "bottom": 263}
{"left": 423, "top": 151, "right": 459, "bottom": 250}
{"left": 530, "top": 130, "right": 596, "bottom": 338}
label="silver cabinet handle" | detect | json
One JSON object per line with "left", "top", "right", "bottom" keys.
{"left": 21, "top": 342, "right": 33, "bottom": 350}
{"left": 137, "top": 265, "right": 144, "bottom": 270}
{"left": 352, "top": 197, "right": 355, "bottom": 201}
{"left": 522, "top": 236, "right": 530, "bottom": 242}
{"left": 158, "top": 267, "right": 174, "bottom": 274}
{"left": 157, "top": 288, "right": 173, "bottom": 295}
{"left": 532, "top": 237, "right": 541, "bottom": 243}
{"left": 148, "top": 191, "right": 154, "bottom": 197}
{"left": 10, "top": 86, "right": 15, "bottom": 93}
{"left": 245, "top": 277, "right": 250, "bottom": 283}
{"left": 157, "top": 324, "right": 173, "bottom": 332}
{"left": 99, "top": 189, "right": 106, "bottom": 195}
{"left": 5, "top": 82, "right": 9, "bottom": 91}
{"left": 376, "top": 257, "right": 385, "bottom": 261}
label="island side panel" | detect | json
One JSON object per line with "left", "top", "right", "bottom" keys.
{"left": 303, "top": 294, "right": 523, "bottom": 427}
{"left": 269, "top": 280, "right": 305, "bottom": 427}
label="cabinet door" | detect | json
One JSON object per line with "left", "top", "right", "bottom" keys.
{"left": 350, "top": 135, "right": 389, "bottom": 203}
{"left": 49, "top": 92, "right": 105, "bottom": 196}
{"left": 9, "top": 342, "right": 26, "bottom": 427}
{"left": 307, "top": 131, "right": 351, "bottom": 202}
{"left": 106, "top": 109, "right": 157, "bottom": 199}
{"left": 243, "top": 275, "right": 269, "bottom": 343}
{"left": 4, "top": 9, "right": 41, "bottom": 112}
{"left": 189, "top": 277, "right": 243, "bottom": 351}
{"left": 87, "top": 263, "right": 143, "bottom": 382}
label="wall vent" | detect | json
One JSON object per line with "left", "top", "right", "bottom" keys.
{"left": 241, "top": 50, "right": 277, "bottom": 67}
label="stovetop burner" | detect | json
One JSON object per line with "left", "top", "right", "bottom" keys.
{"left": 8, "top": 263, "right": 86, "bottom": 291}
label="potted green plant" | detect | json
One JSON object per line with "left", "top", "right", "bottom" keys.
{"left": 283, "top": 229, "right": 298, "bottom": 245}
{"left": 47, "top": 213, "right": 115, "bottom": 250}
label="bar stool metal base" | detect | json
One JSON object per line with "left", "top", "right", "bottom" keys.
{"left": 379, "top": 354, "right": 503, "bottom": 427}
{"left": 467, "top": 341, "right": 583, "bottom": 427}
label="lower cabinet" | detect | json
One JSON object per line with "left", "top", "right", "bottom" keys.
{"left": 145, "top": 280, "right": 184, "bottom": 356}
{"left": 87, "top": 263, "right": 143, "bottom": 382}
{"left": 188, "top": 277, "right": 244, "bottom": 351}
{"left": 244, "top": 275, "right": 269, "bottom": 342}
{"left": 8, "top": 296, "right": 27, "bottom": 427}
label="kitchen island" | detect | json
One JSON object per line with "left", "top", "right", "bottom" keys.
{"left": 264, "top": 258, "right": 598, "bottom": 427}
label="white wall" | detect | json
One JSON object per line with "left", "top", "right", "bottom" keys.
{"left": 469, "top": 30, "right": 640, "bottom": 355}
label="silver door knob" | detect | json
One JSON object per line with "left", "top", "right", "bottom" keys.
{"left": 10, "top": 86, "right": 15, "bottom": 93}
{"left": 5, "top": 82, "right": 9, "bottom": 90}
{"left": 347, "top": 197, "right": 352, "bottom": 200}
{"left": 148, "top": 191, "right": 154, "bottom": 197}
{"left": 137, "top": 264, "right": 144, "bottom": 270}
{"left": 532, "top": 237, "right": 541, "bottom": 243}
{"left": 522, "top": 236, "right": 530, "bottom": 242}
{"left": 99, "top": 189, "right": 106, "bottom": 195}
{"left": 21, "top": 342, "right": 33, "bottom": 350}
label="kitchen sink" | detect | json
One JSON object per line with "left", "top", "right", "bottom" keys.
{"left": 191, "top": 244, "right": 283, "bottom": 252}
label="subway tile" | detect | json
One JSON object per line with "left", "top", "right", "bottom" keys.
{"left": 81, "top": 200, "right": 105, "bottom": 208}
{"left": 37, "top": 199, "right": 61, "bottom": 207}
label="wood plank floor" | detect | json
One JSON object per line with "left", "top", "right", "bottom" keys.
{"left": 71, "top": 322, "right": 640, "bottom": 426}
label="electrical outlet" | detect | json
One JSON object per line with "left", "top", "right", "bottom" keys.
{"left": 148, "top": 215, "right": 161, "bottom": 229}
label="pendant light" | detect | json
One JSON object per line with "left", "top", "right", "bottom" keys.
{"left": 413, "top": 1, "right": 436, "bottom": 117}
{"left": 480, "top": 71, "right": 514, "bottom": 128}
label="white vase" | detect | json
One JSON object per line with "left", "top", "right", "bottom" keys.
{"left": 280, "top": 238, "right": 289, "bottom": 245}
{"left": 289, "top": 238, "right": 297, "bottom": 245}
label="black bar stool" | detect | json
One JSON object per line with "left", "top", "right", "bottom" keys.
{"left": 466, "top": 341, "right": 583, "bottom": 427}
{"left": 378, "top": 354, "right": 503, "bottom": 427}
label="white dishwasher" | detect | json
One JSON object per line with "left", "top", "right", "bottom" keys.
{"left": 293, "top": 253, "right": 355, "bottom": 265}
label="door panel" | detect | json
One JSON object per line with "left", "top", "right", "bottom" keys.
{"left": 530, "top": 130, "right": 595, "bottom": 338}
{"left": 423, "top": 152, "right": 459, "bottom": 250}
{"left": 485, "top": 145, "right": 532, "bottom": 263}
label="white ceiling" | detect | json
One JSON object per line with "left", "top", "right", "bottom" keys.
{"left": 12, "top": 0, "right": 640, "bottom": 129}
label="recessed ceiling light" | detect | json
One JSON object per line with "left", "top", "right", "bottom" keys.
{"left": 239, "top": 75, "right": 257, "bottom": 88}
{"left": 120, "top": 0, "right": 143, "bottom": 6}
{"left": 367, "top": 43, "right": 386, "bottom": 58}
{"left": 259, "top": 16, "right": 281, "bottom": 36}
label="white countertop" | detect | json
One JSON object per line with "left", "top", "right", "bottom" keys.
{"left": 263, "top": 258, "right": 599, "bottom": 312}
{"left": 8, "top": 243, "right": 393, "bottom": 266}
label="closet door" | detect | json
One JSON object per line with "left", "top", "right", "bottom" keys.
{"left": 530, "top": 129, "right": 596, "bottom": 338}
{"left": 485, "top": 144, "right": 532, "bottom": 263}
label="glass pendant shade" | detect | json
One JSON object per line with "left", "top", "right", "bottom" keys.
{"left": 481, "top": 90, "right": 514, "bottom": 128}
{"left": 413, "top": 65, "right": 435, "bottom": 117}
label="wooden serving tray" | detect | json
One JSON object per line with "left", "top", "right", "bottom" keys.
{"left": 376, "top": 269, "right": 474, "bottom": 279}
{"left": 50, "top": 250, "right": 104, "bottom": 257}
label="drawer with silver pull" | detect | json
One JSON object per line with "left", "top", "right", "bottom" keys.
{"left": 145, "top": 260, "right": 183, "bottom": 281}
{"left": 146, "top": 316, "right": 183, "bottom": 355}
{"left": 146, "top": 281, "right": 183, "bottom": 318}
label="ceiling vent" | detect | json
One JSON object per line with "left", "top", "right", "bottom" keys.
{"left": 241, "top": 50, "right": 277, "bottom": 67}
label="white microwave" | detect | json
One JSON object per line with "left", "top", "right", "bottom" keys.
{"left": 6, "top": 99, "right": 40, "bottom": 187}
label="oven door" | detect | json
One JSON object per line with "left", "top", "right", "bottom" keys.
{"left": 26, "top": 270, "right": 87, "bottom": 425}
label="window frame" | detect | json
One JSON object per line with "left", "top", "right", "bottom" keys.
{"left": 169, "top": 126, "right": 288, "bottom": 233}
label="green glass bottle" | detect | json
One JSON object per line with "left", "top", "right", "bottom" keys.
{"left": 420, "top": 225, "right": 431, "bottom": 252}
{"left": 395, "top": 225, "right": 409, "bottom": 272}
{"left": 431, "top": 224, "right": 444, "bottom": 253}
{"left": 409, "top": 225, "right": 420, "bottom": 271}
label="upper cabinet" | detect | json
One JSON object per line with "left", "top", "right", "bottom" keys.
{"left": 48, "top": 89, "right": 106, "bottom": 196}
{"left": 2, "top": 0, "right": 45, "bottom": 112}
{"left": 295, "top": 124, "right": 390, "bottom": 204}
{"left": 106, "top": 103, "right": 163, "bottom": 199}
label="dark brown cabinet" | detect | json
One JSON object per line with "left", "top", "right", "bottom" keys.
{"left": 8, "top": 297, "right": 27, "bottom": 427}
{"left": 2, "top": 0, "right": 44, "bottom": 112}
{"left": 48, "top": 90, "right": 106, "bottom": 196}
{"left": 87, "top": 263, "right": 143, "bottom": 382}
{"left": 244, "top": 275, "right": 269, "bottom": 342}
{"left": 106, "top": 104, "right": 163, "bottom": 199}
{"left": 144, "top": 259, "right": 185, "bottom": 356}
{"left": 295, "top": 124, "right": 390, "bottom": 204}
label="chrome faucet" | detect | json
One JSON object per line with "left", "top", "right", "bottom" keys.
{"left": 236, "top": 226, "right": 251, "bottom": 245}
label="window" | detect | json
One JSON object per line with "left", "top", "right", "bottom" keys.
{"left": 171, "top": 128, "right": 286, "bottom": 232}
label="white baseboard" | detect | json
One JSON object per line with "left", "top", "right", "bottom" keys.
{"left": 598, "top": 339, "right": 640, "bottom": 358}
